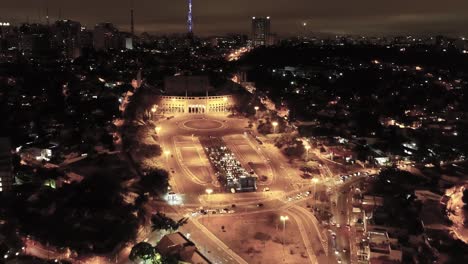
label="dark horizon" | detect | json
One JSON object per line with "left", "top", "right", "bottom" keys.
{"left": 2, "top": 0, "right": 468, "bottom": 37}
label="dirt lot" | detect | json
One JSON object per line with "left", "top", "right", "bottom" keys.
{"left": 201, "top": 212, "right": 310, "bottom": 264}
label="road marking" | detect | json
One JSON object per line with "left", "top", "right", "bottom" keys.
{"left": 286, "top": 210, "right": 319, "bottom": 264}
{"left": 172, "top": 137, "right": 210, "bottom": 186}
{"left": 190, "top": 218, "right": 249, "bottom": 264}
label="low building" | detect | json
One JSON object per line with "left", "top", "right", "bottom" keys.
{"left": 156, "top": 232, "right": 211, "bottom": 264}
{"left": 362, "top": 195, "right": 384, "bottom": 211}
{"left": 368, "top": 231, "right": 402, "bottom": 264}
{"left": 156, "top": 76, "right": 238, "bottom": 115}
{"left": 157, "top": 95, "right": 235, "bottom": 114}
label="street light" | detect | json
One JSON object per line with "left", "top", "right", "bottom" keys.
{"left": 304, "top": 145, "right": 311, "bottom": 161}
{"left": 206, "top": 188, "right": 213, "bottom": 202}
{"left": 155, "top": 126, "right": 161, "bottom": 134}
{"left": 280, "top": 215, "right": 289, "bottom": 245}
{"left": 312, "top": 178, "right": 319, "bottom": 207}
{"left": 272, "top": 121, "right": 278, "bottom": 134}
{"left": 164, "top": 150, "right": 171, "bottom": 162}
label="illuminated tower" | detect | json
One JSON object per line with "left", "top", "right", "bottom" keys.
{"left": 252, "top": 16, "right": 271, "bottom": 47}
{"left": 187, "top": 0, "right": 193, "bottom": 34}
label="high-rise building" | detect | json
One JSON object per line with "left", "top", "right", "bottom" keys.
{"left": 78, "top": 28, "right": 93, "bottom": 49}
{"left": 0, "top": 22, "right": 15, "bottom": 51}
{"left": 0, "top": 138, "right": 13, "bottom": 193}
{"left": 93, "top": 23, "right": 120, "bottom": 51}
{"left": 18, "top": 23, "right": 51, "bottom": 56}
{"left": 52, "top": 20, "right": 82, "bottom": 58}
{"left": 251, "top": 16, "right": 271, "bottom": 47}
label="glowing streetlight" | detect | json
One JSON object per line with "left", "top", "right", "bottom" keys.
{"left": 280, "top": 215, "right": 289, "bottom": 245}
{"left": 272, "top": 121, "right": 278, "bottom": 134}
{"left": 254, "top": 106, "right": 259, "bottom": 118}
{"left": 312, "top": 178, "right": 319, "bottom": 207}
{"left": 155, "top": 126, "right": 161, "bottom": 134}
{"left": 164, "top": 150, "right": 171, "bottom": 162}
{"left": 206, "top": 188, "right": 213, "bottom": 202}
{"left": 304, "top": 145, "right": 311, "bottom": 161}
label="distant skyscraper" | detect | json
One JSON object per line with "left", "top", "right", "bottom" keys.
{"left": 251, "top": 16, "right": 271, "bottom": 47}
{"left": 52, "top": 20, "right": 82, "bottom": 58}
{"left": 93, "top": 23, "right": 120, "bottom": 51}
{"left": 18, "top": 23, "right": 51, "bottom": 56}
{"left": 187, "top": 0, "right": 193, "bottom": 34}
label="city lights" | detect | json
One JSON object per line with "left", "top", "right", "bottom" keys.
{"left": 2, "top": 3, "right": 467, "bottom": 264}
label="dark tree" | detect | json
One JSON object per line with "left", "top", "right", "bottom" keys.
{"left": 139, "top": 169, "right": 170, "bottom": 195}
{"left": 129, "top": 242, "right": 161, "bottom": 263}
{"left": 151, "top": 212, "right": 188, "bottom": 232}
{"left": 462, "top": 189, "right": 468, "bottom": 206}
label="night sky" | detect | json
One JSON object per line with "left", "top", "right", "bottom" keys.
{"left": 3, "top": 0, "right": 468, "bottom": 36}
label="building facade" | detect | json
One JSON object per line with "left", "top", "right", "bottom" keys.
{"left": 251, "top": 17, "right": 271, "bottom": 47}
{"left": 93, "top": 23, "right": 120, "bottom": 51}
{"left": 52, "top": 20, "right": 82, "bottom": 58}
{"left": 157, "top": 95, "right": 235, "bottom": 114}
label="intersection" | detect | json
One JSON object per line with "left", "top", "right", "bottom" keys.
{"left": 146, "top": 113, "right": 345, "bottom": 264}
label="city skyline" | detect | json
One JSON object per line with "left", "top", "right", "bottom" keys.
{"left": 2, "top": 0, "right": 468, "bottom": 36}
{"left": 2, "top": 1, "right": 468, "bottom": 264}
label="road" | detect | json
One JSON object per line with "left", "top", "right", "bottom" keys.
{"left": 84, "top": 114, "right": 372, "bottom": 264}
{"left": 328, "top": 175, "right": 374, "bottom": 264}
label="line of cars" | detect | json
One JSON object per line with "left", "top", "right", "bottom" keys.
{"left": 285, "top": 190, "right": 312, "bottom": 202}
{"left": 339, "top": 171, "right": 373, "bottom": 183}
{"left": 191, "top": 207, "right": 235, "bottom": 217}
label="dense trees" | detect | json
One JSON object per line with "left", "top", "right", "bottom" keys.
{"left": 124, "top": 84, "right": 159, "bottom": 126}
{"left": 128, "top": 212, "right": 187, "bottom": 264}
{"left": 4, "top": 172, "right": 139, "bottom": 254}
{"left": 274, "top": 134, "right": 306, "bottom": 158}
{"left": 151, "top": 212, "right": 188, "bottom": 232}
{"left": 370, "top": 169, "right": 425, "bottom": 234}
{"left": 129, "top": 242, "right": 162, "bottom": 264}
{"left": 257, "top": 120, "right": 273, "bottom": 134}
{"left": 138, "top": 169, "right": 170, "bottom": 195}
